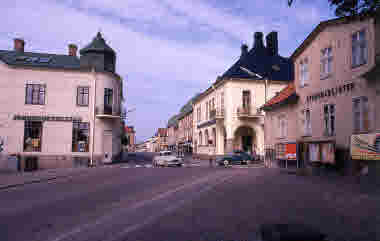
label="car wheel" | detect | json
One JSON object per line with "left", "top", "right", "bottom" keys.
{"left": 223, "top": 160, "right": 229, "bottom": 167}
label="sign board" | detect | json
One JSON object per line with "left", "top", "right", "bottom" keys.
{"left": 351, "top": 133, "right": 380, "bottom": 160}
{"left": 285, "top": 143, "right": 297, "bottom": 160}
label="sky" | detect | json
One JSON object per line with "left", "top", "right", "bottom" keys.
{"left": 1, "top": 0, "right": 336, "bottom": 143}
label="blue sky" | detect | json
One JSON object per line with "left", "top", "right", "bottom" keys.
{"left": 1, "top": 0, "right": 336, "bottom": 142}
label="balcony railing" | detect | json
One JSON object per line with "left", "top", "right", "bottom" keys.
{"left": 236, "top": 106, "right": 262, "bottom": 118}
{"left": 95, "top": 105, "right": 126, "bottom": 119}
{"left": 215, "top": 108, "right": 225, "bottom": 119}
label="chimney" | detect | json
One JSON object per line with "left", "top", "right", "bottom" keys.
{"left": 266, "top": 31, "right": 278, "bottom": 56}
{"left": 14, "top": 38, "right": 25, "bottom": 52}
{"left": 68, "top": 44, "right": 78, "bottom": 57}
{"left": 253, "top": 32, "right": 264, "bottom": 49}
{"left": 240, "top": 43, "right": 248, "bottom": 58}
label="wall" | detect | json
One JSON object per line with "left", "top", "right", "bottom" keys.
{"left": 0, "top": 62, "right": 123, "bottom": 168}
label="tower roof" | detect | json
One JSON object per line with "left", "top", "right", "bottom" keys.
{"left": 79, "top": 32, "right": 115, "bottom": 55}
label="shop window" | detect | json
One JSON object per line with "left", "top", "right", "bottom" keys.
{"left": 23, "top": 121, "right": 43, "bottom": 152}
{"left": 72, "top": 122, "right": 90, "bottom": 152}
{"left": 353, "top": 97, "right": 369, "bottom": 133}
{"left": 25, "top": 84, "right": 45, "bottom": 105}
{"left": 77, "top": 86, "right": 89, "bottom": 106}
{"left": 320, "top": 47, "right": 332, "bottom": 79}
{"left": 352, "top": 29, "right": 367, "bottom": 68}
{"left": 300, "top": 58, "right": 309, "bottom": 87}
{"left": 324, "top": 104, "right": 335, "bottom": 136}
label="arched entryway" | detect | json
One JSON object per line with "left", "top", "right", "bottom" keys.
{"left": 233, "top": 126, "right": 256, "bottom": 154}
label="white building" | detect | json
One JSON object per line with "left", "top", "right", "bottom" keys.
{"left": 0, "top": 33, "right": 124, "bottom": 170}
{"left": 193, "top": 32, "right": 293, "bottom": 157}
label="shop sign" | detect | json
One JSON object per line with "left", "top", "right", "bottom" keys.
{"left": 13, "top": 115, "right": 82, "bottom": 122}
{"left": 351, "top": 133, "right": 380, "bottom": 160}
{"left": 307, "top": 82, "right": 355, "bottom": 103}
{"left": 285, "top": 143, "right": 297, "bottom": 160}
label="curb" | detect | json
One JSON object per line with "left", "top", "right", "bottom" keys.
{"left": 0, "top": 167, "right": 94, "bottom": 191}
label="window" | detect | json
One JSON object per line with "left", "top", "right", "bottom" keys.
{"left": 278, "top": 115, "right": 287, "bottom": 138}
{"left": 321, "top": 47, "right": 332, "bottom": 78}
{"left": 104, "top": 88, "right": 113, "bottom": 114}
{"left": 324, "top": 104, "right": 335, "bottom": 136}
{"left": 302, "top": 109, "right": 312, "bottom": 136}
{"left": 221, "top": 92, "right": 224, "bottom": 111}
{"left": 199, "top": 132, "right": 203, "bottom": 146}
{"left": 353, "top": 97, "right": 369, "bottom": 133}
{"left": 25, "top": 84, "right": 45, "bottom": 105}
{"left": 300, "top": 58, "right": 309, "bottom": 87}
{"left": 242, "top": 90, "right": 251, "bottom": 109}
{"left": 352, "top": 29, "right": 367, "bottom": 67}
{"left": 77, "top": 87, "right": 89, "bottom": 106}
{"left": 23, "top": 121, "right": 43, "bottom": 152}
{"left": 72, "top": 122, "right": 90, "bottom": 152}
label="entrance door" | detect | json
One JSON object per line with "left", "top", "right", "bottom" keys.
{"left": 103, "top": 131, "right": 113, "bottom": 163}
{"left": 242, "top": 136, "right": 252, "bottom": 153}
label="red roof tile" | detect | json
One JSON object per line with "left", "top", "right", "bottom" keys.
{"left": 262, "top": 83, "right": 296, "bottom": 108}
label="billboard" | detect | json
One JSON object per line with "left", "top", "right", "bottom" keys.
{"left": 351, "top": 133, "right": 380, "bottom": 160}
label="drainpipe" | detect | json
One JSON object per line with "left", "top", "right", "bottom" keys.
{"left": 90, "top": 68, "right": 97, "bottom": 167}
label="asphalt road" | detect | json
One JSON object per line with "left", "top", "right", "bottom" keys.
{"left": 1, "top": 153, "right": 380, "bottom": 241}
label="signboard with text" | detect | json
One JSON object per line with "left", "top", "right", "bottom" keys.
{"left": 351, "top": 133, "right": 380, "bottom": 161}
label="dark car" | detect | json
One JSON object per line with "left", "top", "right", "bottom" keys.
{"left": 217, "top": 155, "right": 247, "bottom": 166}
{"left": 233, "top": 150, "right": 254, "bottom": 163}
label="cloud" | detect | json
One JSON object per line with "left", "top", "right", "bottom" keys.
{"left": 0, "top": 0, "right": 334, "bottom": 141}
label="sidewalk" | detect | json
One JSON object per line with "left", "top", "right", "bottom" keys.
{"left": 0, "top": 166, "right": 94, "bottom": 190}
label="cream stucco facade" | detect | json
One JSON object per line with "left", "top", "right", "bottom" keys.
{"left": 0, "top": 35, "right": 124, "bottom": 170}
{"left": 193, "top": 77, "right": 287, "bottom": 156}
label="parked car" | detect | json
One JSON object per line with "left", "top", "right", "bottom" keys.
{"left": 153, "top": 151, "right": 184, "bottom": 167}
{"left": 217, "top": 154, "right": 247, "bottom": 166}
{"left": 233, "top": 150, "right": 254, "bottom": 163}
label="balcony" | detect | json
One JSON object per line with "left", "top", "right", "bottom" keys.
{"left": 236, "top": 106, "right": 263, "bottom": 119}
{"left": 95, "top": 105, "right": 126, "bottom": 119}
{"left": 215, "top": 108, "right": 225, "bottom": 119}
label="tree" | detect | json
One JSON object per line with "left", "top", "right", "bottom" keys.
{"left": 288, "top": 0, "right": 380, "bottom": 17}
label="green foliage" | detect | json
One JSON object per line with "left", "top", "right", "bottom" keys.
{"left": 288, "top": 0, "right": 380, "bottom": 17}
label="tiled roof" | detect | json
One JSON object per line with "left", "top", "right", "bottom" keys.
{"left": 167, "top": 114, "right": 179, "bottom": 128}
{"left": 0, "top": 50, "right": 81, "bottom": 70}
{"left": 157, "top": 128, "right": 167, "bottom": 137}
{"left": 125, "top": 126, "right": 135, "bottom": 133}
{"left": 261, "top": 83, "right": 297, "bottom": 110}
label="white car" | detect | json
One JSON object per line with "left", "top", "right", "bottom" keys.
{"left": 153, "top": 151, "right": 184, "bottom": 167}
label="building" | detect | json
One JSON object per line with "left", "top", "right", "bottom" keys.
{"left": 155, "top": 128, "right": 168, "bottom": 152}
{"left": 177, "top": 95, "right": 197, "bottom": 155}
{"left": 167, "top": 114, "right": 179, "bottom": 151}
{"left": 124, "top": 126, "right": 136, "bottom": 152}
{"left": 0, "top": 32, "right": 124, "bottom": 170}
{"left": 262, "top": 16, "right": 380, "bottom": 175}
{"left": 193, "top": 31, "right": 293, "bottom": 157}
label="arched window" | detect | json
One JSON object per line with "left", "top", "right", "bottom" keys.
{"left": 199, "top": 132, "right": 203, "bottom": 146}
{"left": 205, "top": 130, "right": 209, "bottom": 146}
